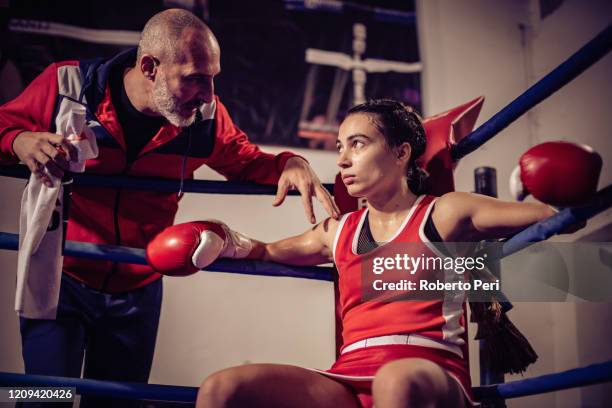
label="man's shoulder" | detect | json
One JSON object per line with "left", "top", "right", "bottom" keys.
{"left": 41, "top": 60, "right": 95, "bottom": 81}
{"left": 35, "top": 61, "right": 79, "bottom": 77}
{"left": 55, "top": 60, "right": 80, "bottom": 68}
{"left": 78, "top": 49, "right": 138, "bottom": 89}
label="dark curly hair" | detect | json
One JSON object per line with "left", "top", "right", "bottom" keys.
{"left": 347, "top": 99, "right": 429, "bottom": 194}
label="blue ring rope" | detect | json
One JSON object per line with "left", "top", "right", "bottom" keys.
{"left": 452, "top": 24, "right": 612, "bottom": 160}
{"left": 474, "top": 360, "right": 612, "bottom": 400}
{"left": 0, "top": 185, "right": 609, "bottom": 281}
{"left": 0, "top": 165, "right": 335, "bottom": 195}
{"left": 0, "top": 232, "right": 334, "bottom": 282}
{"left": 0, "top": 372, "right": 198, "bottom": 403}
{"left": 2, "top": 360, "right": 611, "bottom": 402}
{"left": 502, "top": 184, "right": 612, "bottom": 257}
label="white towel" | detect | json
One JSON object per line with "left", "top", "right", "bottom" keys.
{"left": 16, "top": 105, "right": 98, "bottom": 319}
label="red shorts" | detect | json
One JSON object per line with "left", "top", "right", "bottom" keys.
{"left": 311, "top": 345, "right": 477, "bottom": 407}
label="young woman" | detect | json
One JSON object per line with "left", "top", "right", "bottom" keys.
{"left": 192, "top": 99, "right": 556, "bottom": 408}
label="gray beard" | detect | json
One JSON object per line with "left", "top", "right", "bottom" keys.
{"left": 151, "top": 75, "right": 196, "bottom": 128}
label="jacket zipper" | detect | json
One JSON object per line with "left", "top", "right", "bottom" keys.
{"left": 98, "top": 123, "right": 176, "bottom": 291}
{"left": 100, "top": 156, "right": 139, "bottom": 292}
{"left": 89, "top": 108, "right": 131, "bottom": 292}
{"left": 101, "top": 187, "right": 123, "bottom": 292}
{"left": 91, "top": 110, "right": 192, "bottom": 291}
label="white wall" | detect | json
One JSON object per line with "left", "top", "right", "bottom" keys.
{"left": 0, "top": 177, "right": 25, "bottom": 375}
{"left": 151, "top": 147, "right": 340, "bottom": 386}
{"left": 0, "top": 1, "right": 611, "bottom": 407}
{"left": 417, "top": 0, "right": 612, "bottom": 407}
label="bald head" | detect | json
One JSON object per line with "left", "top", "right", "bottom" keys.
{"left": 137, "top": 8, "right": 218, "bottom": 63}
{"left": 129, "top": 9, "right": 221, "bottom": 127}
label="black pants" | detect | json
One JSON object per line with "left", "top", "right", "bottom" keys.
{"left": 19, "top": 274, "right": 163, "bottom": 407}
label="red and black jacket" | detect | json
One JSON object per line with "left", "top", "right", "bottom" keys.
{"left": 0, "top": 49, "right": 296, "bottom": 292}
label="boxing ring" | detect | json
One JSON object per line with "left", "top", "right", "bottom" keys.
{"left": 0, "top": 23, "right": 610, "bottom": 406}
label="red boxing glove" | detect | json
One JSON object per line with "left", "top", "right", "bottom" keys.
{"left": 146, "top": 220, "right": 254, "bottom": 276}
{"left": 510, "top": 141, "right": 602, "bottom": 207}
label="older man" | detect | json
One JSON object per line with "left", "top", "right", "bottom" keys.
{"left": 0, "top": 8, "right": 338, "bottom": 407}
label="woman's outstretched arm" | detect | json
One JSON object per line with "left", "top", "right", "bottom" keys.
{"left": 248, "top": 217, "right": 340, "bottom": 266}
{"left": 432, "top": 192, "right": 556, "bottom": 242}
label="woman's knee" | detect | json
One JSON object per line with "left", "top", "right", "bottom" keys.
{"left": 197, "top": 367, "right": 245, "bottom": 408}
{"left": 373, "top": 359, "right": 448, "bottom": 406}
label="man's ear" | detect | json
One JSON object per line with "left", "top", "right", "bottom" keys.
{"left": 140, "top": 54, "right": 158, "bottom": 81}
{"left": 397, "top": 142, "right": 412, "bottom": 164}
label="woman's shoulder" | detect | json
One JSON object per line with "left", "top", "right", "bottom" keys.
{"left": 430, "top": 192, "right": 480, "bottom": 241}
{"left": 320, "top": 208, "right": 366, "bottom": 242}
{"left": 433, "top": 191, "right": 473, "bottom": 211}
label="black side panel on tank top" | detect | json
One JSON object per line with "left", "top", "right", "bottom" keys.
{"left": 356, "top": 210, "right": 449, "bottom": 256}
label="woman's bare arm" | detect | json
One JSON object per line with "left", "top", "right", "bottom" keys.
{"left": 247, "top": 217, "right": 340, "bottom": 266}
{"left": 432, "top": 192, "right": 555, "bottom": 242}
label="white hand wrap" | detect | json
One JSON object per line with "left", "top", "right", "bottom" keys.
{"left": 206, "top": 219, "right": 254, "bottom": 259}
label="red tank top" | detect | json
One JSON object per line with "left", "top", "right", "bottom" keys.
{"left": 333, "top": 195, "right": 468, "bottom": 356}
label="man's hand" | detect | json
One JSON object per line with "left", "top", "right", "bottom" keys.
{"left": 12, "top": 131, "right": 78, "bottom": 187}
{"left": 273, "top": 157, "right": 340, "bottom": 224}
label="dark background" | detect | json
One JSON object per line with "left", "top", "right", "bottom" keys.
{"left": 1, "top": 0, "right": 421, "bottom": 148}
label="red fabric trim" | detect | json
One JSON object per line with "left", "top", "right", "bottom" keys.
{"left": 95, "top": 85, "right": 127, "bottom": 151}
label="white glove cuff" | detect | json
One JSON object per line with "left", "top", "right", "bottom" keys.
{"left": 509, "top": 165, "right": 527, "bottom": 201}
{"left": 192, "top": 230, "right": 225, "bottom": 269}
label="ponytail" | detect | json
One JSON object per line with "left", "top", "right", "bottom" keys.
{"left": 407, "top": 162, "right": 430, "bottom": 195}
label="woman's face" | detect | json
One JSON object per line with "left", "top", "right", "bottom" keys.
{"left": 336, "top": 113, "right": 407, "bottom": 198}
